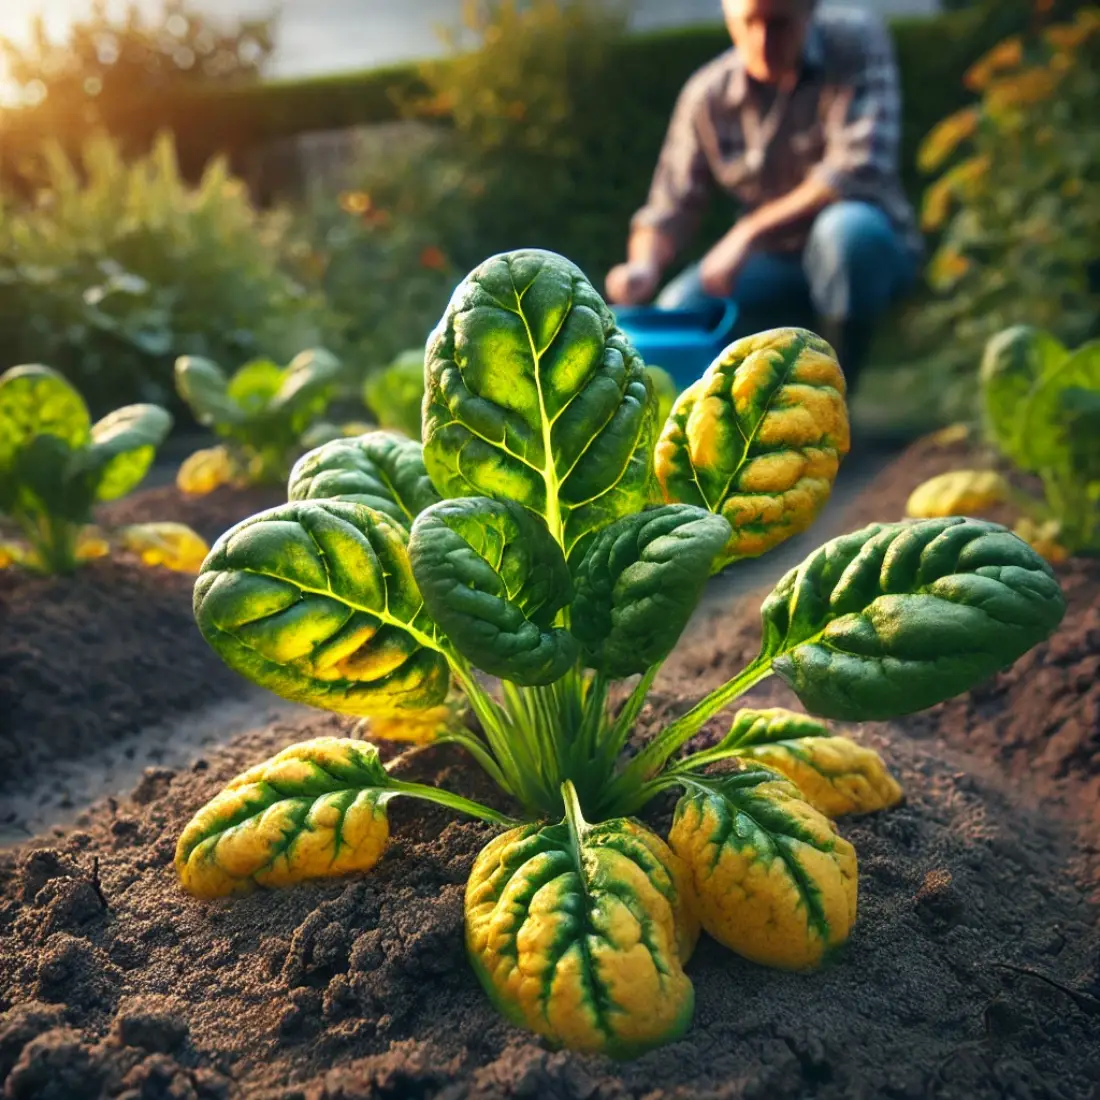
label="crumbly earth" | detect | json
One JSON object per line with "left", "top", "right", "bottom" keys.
{"left": 0, "top": 485, "right": 283, "bottom": 798}
{"left": 1, "top": 437, "right": 1098, "bottom": 1099}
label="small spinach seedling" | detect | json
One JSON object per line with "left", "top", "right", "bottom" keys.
{"left": 0, "top": 364, "right": 206, "bottom": 574}
{"left": 178, "top": 250, "right": 1065, "bottom": 1058}
{"left": 174, "top": 347, "right": 343, "bottom": 494}
{"left": 908, "top": 325, "right": 1100, "bottom": 557}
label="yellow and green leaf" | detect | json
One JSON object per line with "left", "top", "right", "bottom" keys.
{"left": 668, "top": 766, "right": 857, "bottom": 971}
{"left": 177, "top": 445, "right": 234, "bottom": 496}
{"left": 905, "top": 469, "right": 1010, "bottom": 519}
{"left": 465, "top": 792, "right": 695, "bottom": 1058}
{"left": 175, "top": 737, "right": 393, "bottom": 899}
{"left": 655, "top": 328, "right": 849, "bottom": 570}
{"left": 117, "top": 522, "right": 211, "bottom": 573}
{"left": 738, "top": 736, "right": 903, "bottom": 818}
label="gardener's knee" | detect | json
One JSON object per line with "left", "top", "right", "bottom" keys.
{"left": 805, "top": 202, "right": 903, "bottom": 320}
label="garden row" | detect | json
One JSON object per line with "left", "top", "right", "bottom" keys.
{"left": 0, "top": 247, "right": 1097, "bottom": 1098}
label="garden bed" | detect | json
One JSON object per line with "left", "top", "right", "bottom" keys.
{"left": 0, "top": 484, "right": 284, "bottom": 804}
{"left": 1, "top": 436, "right": 1097, "bottom": 1100}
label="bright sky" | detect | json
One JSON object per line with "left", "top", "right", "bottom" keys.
{"left": 0, "top": 0, "right": 941, "bottom": 103}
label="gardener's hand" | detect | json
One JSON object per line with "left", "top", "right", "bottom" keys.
{"left": 700, "top": 221, "right": 757, "bottom": 298}
{"left": 605, "top": 260, "right": 661, "bottom": 306}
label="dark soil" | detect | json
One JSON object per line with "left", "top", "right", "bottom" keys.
{"left": 97, "top": 484, "right": 285, "bottom": 547}
{"left": 0, "top": 485, "right": 282, "bottom": 798}
{"left": 0, "top": 561, "right": 245, "bottom": 796}
{"left": 1, "top": 435, "right": 1098, "bottom": 1099}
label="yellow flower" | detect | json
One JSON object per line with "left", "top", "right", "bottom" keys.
{"left": 928, "top": 247, "right": 971, "bottom": 290}
{"left": 918, "top": 107, "right": 979, "bottom": 174}
{"left": 986, "top": 68, "right": 1059, "bottom": 112}
{"left": 965, "top": 36, "right": 1023, "bottom": 91}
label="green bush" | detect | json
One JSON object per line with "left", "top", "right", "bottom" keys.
{"left": 903, "top": 7, "right": 1100, "bottom": 421}
{"left": 0, "top": 131, "right": 334, "bottom": 417}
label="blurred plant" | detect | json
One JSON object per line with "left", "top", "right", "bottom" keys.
{"left": 906, "top": 325, "right": 1100, "bottom": 557}
{"left": 0, "top": 363, "right": 207, "bottom": 574}
{"left": 906, "top": 7, "right": 1100, "bottom": 419}
{"left": 174, "top": 348, "right": 343, "bottom": 493}
{"left": 363, "top": 349, "right": 426, "bottom": 438}
{"left": 0, "top": 131, "right": 333, "bottom": 416}
{"left": 301, "top": 124, "right": 475, "bottom": 378}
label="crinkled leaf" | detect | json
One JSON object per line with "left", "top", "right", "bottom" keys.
{"left": 466, "top": 813, "right": 695, "bottom": 1058}
{"left": 905, "top": 469, "right": 1010, "bottom": 519}
{"left": 655, "top": 328, "right": 849, "bottom": 570}
{"left": 177, "top": 445, "right": 235, "bottom": 496}
{"left": 408, "top": 496, "right": 578, "bottom": 685}
{"left": 979, "top": 325, "right": 1066, "bottom": 465}
{"left": 288, "top": 431, "right": 441, "bottom": 527}
{"left": 757, "top": 517, "right": 1066, "bottom": 721}
{"left": 0, "top": 365, "right": 90, "bottom": 487}
{"left": 570, "top": 505, "right": 731, "bottom": 678}
{"left": 175, "top": 356, "right": 245, "bottom": 429}
{"left": 175, "top": 737, "right": 393, "bottom": 898}
{"left": 1019, "top": 341, "right": 1100, "bottom": 472}
{"left": 422, "top": 249, "right": 656, "bottom": 565}
{"left": 69, "top": 403, "right": 172, "bottom": 502}
{"left": 738, "top": 736, "right": 904, "bottom": 818}
{"left": 669, "top": 765, "right": 857, "bottom": 970}
{"left": 194, "top": 500, "right": 450, "bottom": 717}
{"left": 118, "top": 522, "right": 210, "bottom": 573}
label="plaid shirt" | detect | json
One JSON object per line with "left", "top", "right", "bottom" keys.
{"left": 631, "top": 6, "right": 922, "bottom": 257}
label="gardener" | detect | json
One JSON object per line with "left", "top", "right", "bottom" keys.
{"left": 604, "top": 0, "right": 922, "bottom": 390}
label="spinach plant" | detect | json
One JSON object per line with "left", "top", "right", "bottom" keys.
{"left": 178, "top": 250, "right": 1065, "bottom": 1058}
{"left": 174, "top": 347, "right": 343, "bottom": 494}
{"left": 0, "top": 364, "right": 207, "bottom": 575}
{"left": 907, "top": 325, "right": 1100, "bottom": 556}
{"left": 362, "top": 348, "right": 428, "bottom": 439}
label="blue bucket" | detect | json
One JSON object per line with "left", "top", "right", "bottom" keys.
{"left": 613, "top": 300, "right": 739, "bottom": 391}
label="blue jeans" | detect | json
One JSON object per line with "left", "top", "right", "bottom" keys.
{"left": 656, "top": 201, "right": 919, "bottom": 383}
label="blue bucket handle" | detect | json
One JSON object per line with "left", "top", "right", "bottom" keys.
{"left": 709, "top": 299, "right": 740, "bottom": 346}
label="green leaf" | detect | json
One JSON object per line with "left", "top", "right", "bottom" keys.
{"left": 757, "top": 517, "right": 1066, "bottom": 721}
{"left": 0, "top": 364, "right": 90, "bottom": 477}
{"left": 466, "top": 794, "right": 695, "bottom": 1057}
{"left": 422, "top": 249, "right": 656, "bottom": 565}
{"left": 655, "top": 328, "right": 849, "bottom": 570}
{"left": 175, "top": 356, "right": 245, "bottom": 429}
{"left": 363, "top": 349, "right": 426, "bottom": 439}
{"left": 194, "top": 500, "right": 451, "bottom": 717}
{"left": 175, "top": 736, "right": 395, "bottom": 898}
{"left": 1019, "top": 340, "right": 1100, "bottom": 472}
{"left": 267, "top": 347, "right": 343, "bottom": 434}
{"left": 669, "top": 765, "right": 857, "bottom": 971}
{"left": 226, "top": 358, "right": 284, "bottom": 413}
{"left": 408, "top": 496, "right": 578, "bottom": 685}
{"left": 69, "top": 403, "right": 173, "bottom": 502}
{"left": 646, "top": 364, "right": 678, "bottom": 428}
{"left": 287, "top": 431, "right": 441, "bottom": 528}
{"left": 570, "top": 505, "right": 731, "bottom": 678}
{"left": 979, "top": 325, "right": 1067, "bottom": 465}
{"left": 719, "top": 706, "right": 831, "bottom": 749}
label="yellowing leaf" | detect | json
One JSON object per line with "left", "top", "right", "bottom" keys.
{"left": 118, "top": 522, "right": 210, "bottom": 573}
{"left": 925, "top": 423, "right": 971, "bottom": 447}
{"left": 362, "top": 694, "right": 467, "bottom": 744}
{"left": 176, "top": 737, "right": 393, "bottom": 899}
{"left": 669, "top": 767, "right": 857, "bottom": 971}
{"left": 964, "top": 35, "right": 1023, "bottom": 91}
{"left": 0, "top": 540, "right": 28, "bottom": 569}
{"left": 738, "top": 736, "right": 904, "bottom": 818}
{"left": 905, "top": 470, "right": 1009, "bottom": 518}
{"left": 466, "top": 808, "right": 696, "bottom": 1058}
{"left": 656, "top": 328, "right": 849, "bottom": 568}
{"left": 1014, "top": 517, "right": 1070, "bottom": 564}
{"left": 918, "top": 107, "right": 979, "bottom": 174}
{"left": 177, "top": 445, "right": 233, "bottom": 496}
{"left": 74, "top": 526, "right": 111, "bottom": 561}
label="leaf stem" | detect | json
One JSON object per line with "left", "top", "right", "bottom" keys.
{"left": 604, "top": 657, "right": 772, "bottom": 809}
{"left": 599, "top": 663, "right": 661, "bottom": 773}
{"left": 387, "top": 779, "right": 519, "bottom": 827}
